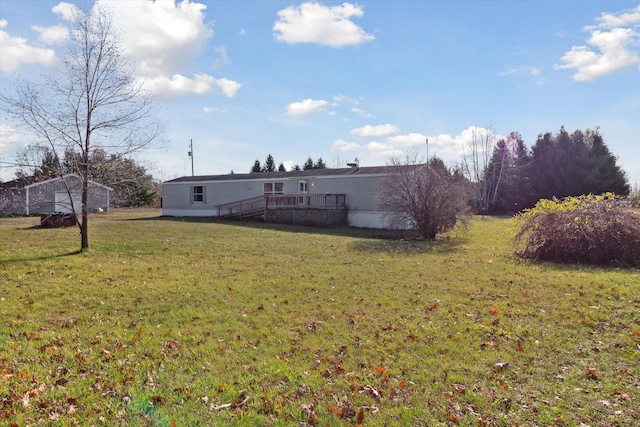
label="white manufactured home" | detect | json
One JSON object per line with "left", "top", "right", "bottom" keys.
{"left": 162, "top": 166, "right": 398, "bottom": 228}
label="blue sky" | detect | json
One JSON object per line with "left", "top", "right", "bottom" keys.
{"left": 1, "top": 0, "right": 639, "bottom": 186}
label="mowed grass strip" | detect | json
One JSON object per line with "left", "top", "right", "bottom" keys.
{"left": 1, "top": 210, "right": 638, "bottom": 426}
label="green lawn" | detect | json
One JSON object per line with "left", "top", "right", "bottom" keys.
{"left": 1, "top": 210, "right": 638, "bottom": 426}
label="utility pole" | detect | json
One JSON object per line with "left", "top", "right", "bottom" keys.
{"left": 426, "top": 137, "right": 429, "bottom": 161}
{"left": 188, "top": 139, "right": 194, "bottom": 176}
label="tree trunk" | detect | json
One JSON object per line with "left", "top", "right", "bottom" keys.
{"left": 81, "top": 157, "right": 89, "bottom": 250}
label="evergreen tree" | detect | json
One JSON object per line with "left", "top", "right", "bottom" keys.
{"left": 529, "top": 127, "right": 630, "bottom": 202}
{"left": 583, "top": 129, "right": 630, "bottom": 195}
{"left": 278, "top": 162, "right": 286, "bottom": 172}
{"left": 262, "top": 154, "right": 276, "bottom": 172}
{"left": 250, "top": 159, "right": 261, "bottom": 173}
{"left": 314, "top": 157, "right": 327, "bottom": 169}
{"left": 303, "top": 157, "right": 314, "bottom": 170}
{"left": 293, "top": 164, "right": 301, "bottom": 171}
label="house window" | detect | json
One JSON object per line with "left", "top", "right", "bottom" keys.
{"left": 192, "top": 185, "right": 204, "bottom": 203}
{"left": 263, "top": 182, "right": 284, "bottom": 194}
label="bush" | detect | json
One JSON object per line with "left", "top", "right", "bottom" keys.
{"left": 513, "top": 194, "right": 640, "bottom": 267}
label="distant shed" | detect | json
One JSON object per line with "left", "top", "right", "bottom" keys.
{"left": 0, "top": 174, "right": 112, "bottom": 217}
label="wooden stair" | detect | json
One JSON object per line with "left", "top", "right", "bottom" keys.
{"left": 217, "top": 196, "right": 265, "bottom": 219}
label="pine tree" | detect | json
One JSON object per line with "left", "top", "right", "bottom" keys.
{"left": 529, "top": 127, "right": 630, "bottom": 202}
{"left": 250, "top": 159, "right": 261, "bottom": 173}
{"left": 303, "top": 157, "right": 314, "bottom": 170}
{"left": 262, "top": 154, "right": 276, "bottom": 172}
{"left": 314, "top": 157, "right": 327, "bottom": 169}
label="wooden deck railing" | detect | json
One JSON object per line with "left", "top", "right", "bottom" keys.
{"left": 266, "top": 194, "right": 346, "bottom": 209}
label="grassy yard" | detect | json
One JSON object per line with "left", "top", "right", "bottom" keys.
{"left": 1, "top": 210, "right": 638, "bottom": 426}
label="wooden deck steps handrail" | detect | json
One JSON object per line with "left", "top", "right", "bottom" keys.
{"left": 217, "top": 194, "right": 346, "bottom": 220}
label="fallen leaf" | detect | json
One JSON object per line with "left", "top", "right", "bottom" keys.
{"left": 151, "top": 395, "right": 165, "bottom": 405}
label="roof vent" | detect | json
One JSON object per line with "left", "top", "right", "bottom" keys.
{"left": 346, "top": 158, "right": 359, "bottom": 170}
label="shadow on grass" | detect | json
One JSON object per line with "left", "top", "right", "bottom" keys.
{"left": 349, "top": 234, "right": 467, "bottom": 254}
{"left": 0, "top": 249, "right": 83, "bottom": 265}
{"left": 126, "top": 215, "right": 467, "bottom": 254}
{"left": 127, "top": 214, "right": 400, "bottom": 237}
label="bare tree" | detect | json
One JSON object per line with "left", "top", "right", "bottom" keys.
{"left": 459, "top": 125, "right": 501, "bottom": 214}
{"left": 377, "top": 152, "right": 471, "bottom": 239}
{"left": 1, "top": 5, "right": 161, "bottom": 250}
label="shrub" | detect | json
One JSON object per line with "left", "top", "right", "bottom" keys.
{"left": 513, "top": 194, "right": 640, "bottom": 267}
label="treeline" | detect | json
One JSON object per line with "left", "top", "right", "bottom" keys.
{"left": 250, "top": 154, "right": 327, "bottom": 173}
{"left": 15, "top": 146, "right": 160, "bottom": 207}
{"left": 482, "top": 127, "right": 629, "bottom": 214}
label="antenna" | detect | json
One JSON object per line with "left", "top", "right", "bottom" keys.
{"left": 188, "top": 139, "right": 194, "bottom": 176}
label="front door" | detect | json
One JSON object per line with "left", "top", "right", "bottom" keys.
{"left": 298, "top": 180, "right": 308, "bottom": 204}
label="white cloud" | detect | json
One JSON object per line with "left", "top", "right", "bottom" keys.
{"left": 32, "top": 24, "right": 69, "bottom": 45}
{"left": 387, "top": 132, "right": 428, "bottom": 148}
{"left": 0, "top": 19, "right": 57, "bottom": 72}
{"left": 238, "top": 28, "right": 246, "bottom": 36}
{"left": 332, "top": 94, "right": 359, "bottom": 104}
{"left": 499, "top": 68, "right": 518, "bottom": 76}
{"left": 214, "top": 78, "right": 242, "bottom": 98}
{"left": 203, "top": 107, "right": 226, "bottom": 113}
{"left": 584, "top": 5, "right": 640, "bottom": 30}
{"left": 145, "top": 74, "right": 215, "bottom": 98}
{"left": 351, "top": 124, "right": 399, "bottom": 138}
{"left": 366, "top": 141, "right": 403, "bottom": 158}
{"left": 452, "top": 126, "right": 504, "bottom": 157}
{"left": 351, "top": 107, "right": 371, "bottom": 118}
{"left": 499, "top": 66, "right": 545, "bottom": 84}
{"left": 0, "top": 124, "right": 21, "bottom": 151}
{"left": 273, "top": 2, "right": 375, "bottom": 48}
{"left": 426, "top": 133, "right": 461, "bottom": 156}
{"left": 52, "top": 2, "right": 79, "bottom": 21}
{"left": 101, "top": 0, "right": 212, "bottom": 75}
{"left": 556, "top": 6, "right": 640, "bottom": 81}
{"left": 286, "top": 98, "right": 329, "bottom": 116}
{"left": 331, "top": 139, "right": 361, "bottom": 152}
{"left": 213, "top": 45, "right": 231, "bottom": 68}
{"left": 0, "top": 124, "right": 26, "bottom": 181}
{"left": 97, "top": 0, "right": 239, "bottom": 98}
